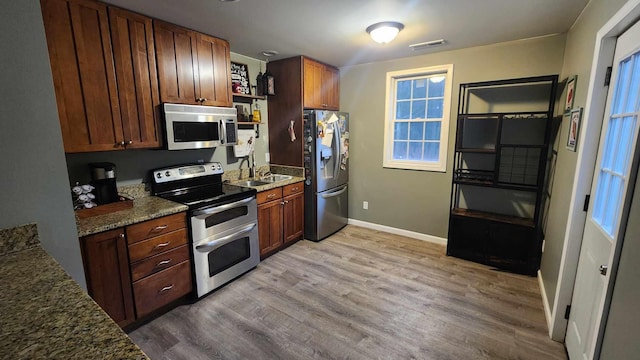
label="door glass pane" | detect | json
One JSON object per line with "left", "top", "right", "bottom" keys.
{"left": 613, "top": 116, "right": 637, "bottom": 174}
{"left": 612, "top": 58, "right": 630, "bottom": 115}
{"left": 602, "top": 117, "right": 620, "bottom": 170}
{"left": 625, "top": 57, "right": 640, "bottom": 113}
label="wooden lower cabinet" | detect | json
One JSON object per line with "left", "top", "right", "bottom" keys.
{"left": 80, "top": 212, "right": 192, "bottom": 327}
{"left": 257, "top": 182, "right": 304, "bottom": 258}
{"left": 81, "top": 228, "right": 135, "bottom": 327}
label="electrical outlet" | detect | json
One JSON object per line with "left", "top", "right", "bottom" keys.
{"left": 363, "top": 201, "right": 368, "bottom": 210}
{"left": 265, "top": 152, "right": 270, "bottom": 163}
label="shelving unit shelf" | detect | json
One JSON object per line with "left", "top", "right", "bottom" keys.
{"left": 232, "top": 93, "right": 266, "bottom": 103}
{"left": 447, "top": 75, "right": 558, "bottom": 275}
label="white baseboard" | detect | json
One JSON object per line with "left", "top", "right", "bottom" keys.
{"left": 538, "top": 270, "right": 553, "bottom": 336}
{"left": 347, "top": 219, "right": 447, "bottom": 246}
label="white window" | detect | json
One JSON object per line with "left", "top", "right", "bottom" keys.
{"left": 383, "top": 64, "right": 453, "bottom": 172}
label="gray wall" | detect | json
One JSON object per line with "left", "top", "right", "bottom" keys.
{"left": 66, "top": 53, "right": 268, "bottom": 186}
{"left": 0, "top": 0, "right": 86, "bottom": 287}
{"left": 340, "top": 35, "right": 566, "bottom": 238}
{"left": 539, "top": 0, "right": 628, "bottom": 311}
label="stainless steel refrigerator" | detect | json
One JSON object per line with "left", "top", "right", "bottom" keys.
{"left": 303, "top": 110, "right": 349, "bottom": 241}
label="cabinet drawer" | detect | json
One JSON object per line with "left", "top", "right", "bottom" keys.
{"left": 257, "top": 188, "right": 283, "bottom": 204}
{"left": 128, "top": 229, "right": 187, "bottom": 263}
{"left": 133, "top": 260, "right": 192, "bottom": 317}
{"left": 283, "top": 182, "right": 303, "bottom": 196}
{"left": 126, "top": 212, "right": 186, "bottom": 245}
{"left": 130, "top": 244, "right": 190, "bottom": 282}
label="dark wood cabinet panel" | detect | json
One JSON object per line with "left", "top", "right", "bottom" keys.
{"left": 322, "top": 65, "right": 340, "bottom": 110}
{"left": 81, "top": 228, "right": 135, "bottom": 327}
{"left": 283, "top": 191, "right": 304, "bottom": 244}
{"left": 41, "top": 0, "right": 123, "bottom": 152}
{"left": 196, "top": 33, "right": 232, "bottom": 107}
{"left": 109, "top": 7, "right": 161, "bottom": 149}
{"left": 303, "top": 57, "right": 322, "bottom": 109}
{"left": 258, "top": 199, "right": 283, "bottom": 257}
{"left": 154, "top": 20, "right": 199, "bottom": 105}
{"left": 130, "top": 244, "right": 190, "bottom": 282}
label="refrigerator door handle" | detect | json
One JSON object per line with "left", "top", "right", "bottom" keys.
{"left": 333, "top": 120, "right": 341, "bottom": 179}
{"left": 320, "top": 184, "right": 348, "bottom": 198}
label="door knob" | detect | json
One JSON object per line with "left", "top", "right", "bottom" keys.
{"left": 599, "top": 264, "right": 608, "bottom": 276}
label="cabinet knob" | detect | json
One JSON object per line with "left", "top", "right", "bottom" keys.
{"left": 119, "top": 233, "right": 125, "bottom": 238}
{"left": 118, "top": 141, "right": 126, "bottom": 146}
{"left": 201, "top": 98, "right": 207, "bottom": 102}
{"left": 126, "top": 140, "right": 133, "bottom": 145}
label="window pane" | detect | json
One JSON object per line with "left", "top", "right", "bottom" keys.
{"left": 412, "top": 100, "right": 426, "bottom": 119}
{"left": 427, "top": 99, "right": 444, "bottom": 119}
{"left": 423, "top": 142, "right": 440, "bottom": 161}
{"left": 613, "top": 59, "right": 630, "bottom": 115}
{"left": 393, "top": 141, "right": 408, "bottom": 159}
{"left": 613, "top": 116, "right": 637, "bottom": 174}
{"left": 396, "top": 101, "right": 410, "bottom": 119}
{"left": 409, "top": 122, "right": 424, "bottom": 140}
{"left": 408, "top": 142, "right": 423, "bottom": 160}
{"left": 602, "top": 117, "right": 620, "bottom": 170}
{"left": 625, "top": 56, "right": 640, "bottom": 113}
{"left": 413, "top": 79, "right": 427, "bottom": 98}
{"left": 394, "top": 122, "right": 408, "bottom": 140}
{"left": 428, "top": 77, "right": 445, "bottom": 97}
{"left": 425, "top": 122, "right": 441, "bottom": 140}
{"left": 397, "top": 80, "right": 411, "bottom": 100}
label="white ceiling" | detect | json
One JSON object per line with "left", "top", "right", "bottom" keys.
{"left": 101, "top": 0, "right": 590, "bottom": 67}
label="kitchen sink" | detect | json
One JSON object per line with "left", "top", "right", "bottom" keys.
{"left": 236, "top": 180, "right": 270, "bottom": 187}
{"left": 261, "top": 174, "right": 293, "bottom": 183}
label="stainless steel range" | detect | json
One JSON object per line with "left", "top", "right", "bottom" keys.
{"left": 151, "top": 162, "right": 259, "bottom": 298}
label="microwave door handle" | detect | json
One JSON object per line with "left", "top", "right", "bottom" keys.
{"left": 192, "top": 196, "right": 254, "bottom": 217}
{"left": 195, "top": 223, "right": 257, "bottom": 252}
{"left": 321, "top": 184, "right": 348, "bottom": 198}
{"left": 219, "top": 119, "right": 226, "bottom": 145}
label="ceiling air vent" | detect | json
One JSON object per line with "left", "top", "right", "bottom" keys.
{"left": 409, "top": 39, "right": 447, "bottom": 51}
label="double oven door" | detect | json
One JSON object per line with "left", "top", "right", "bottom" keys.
{"left": 190, "top": 195, "right": 259, "bottom": 298}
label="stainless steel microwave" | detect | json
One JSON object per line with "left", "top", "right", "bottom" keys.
{"left": 163, "top": 103, "right": 238, "bottom": 150}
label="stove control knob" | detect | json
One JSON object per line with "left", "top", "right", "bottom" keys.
{"left": 165, "top": 171, "right": 171, "bottom": 177}
{"left": 156, "top": 173, "right": 162, "bottom": 179}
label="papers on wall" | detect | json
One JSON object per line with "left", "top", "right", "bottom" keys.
{"left": 233, "top": 129, "right": 256, "bottom": 157}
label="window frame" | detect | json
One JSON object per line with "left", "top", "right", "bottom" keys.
{"left": 383, "top": 64, "right": 454, "bottom": 172}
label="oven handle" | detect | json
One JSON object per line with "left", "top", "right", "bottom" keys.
{"left": 194, "top": 222, "right": 257, "bottom": 253}
{"left": 192, "top": 196, "right": 254, "bottom": 217}
{"left": 220, "top": 119, "right": 226, "bottom": 145}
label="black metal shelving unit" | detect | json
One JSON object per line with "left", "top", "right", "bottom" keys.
{"left": 447, "top": 75, "right": 558, "bottom": 275}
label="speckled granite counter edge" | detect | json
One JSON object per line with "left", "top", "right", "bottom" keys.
{"left": 0, "top": 223, "right": 39, "bottom": 256}
{"left": 0, "top": 224, "right": 148, "bottom": 359}
{"left": 77, "top": 197, "right": 188, "bottom": 237}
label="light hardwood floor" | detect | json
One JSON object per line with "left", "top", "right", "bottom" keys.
{"left": 129, "top": 225, "right": 567, "bottom": 360}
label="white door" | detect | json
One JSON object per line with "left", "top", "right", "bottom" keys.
{"left": 565, "top": 20, "right": 640, "bottom": 360}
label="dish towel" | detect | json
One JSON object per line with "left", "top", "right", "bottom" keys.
{"left": 233, "top": 129, "right": 256, "bottom": 157}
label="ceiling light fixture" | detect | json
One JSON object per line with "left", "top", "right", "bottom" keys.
{"left": 366, "top": 21, "right": 404, "bottom": 44}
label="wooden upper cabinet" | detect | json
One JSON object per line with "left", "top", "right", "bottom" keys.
{"left": 41, "top": 0, "right": 124, "bottom": 152}
{"left": 109, "top": 7, "right": 161, "bottom": 149}
{"left": 302, "top": 57, "right": 339, "bottom": 110}
{"left": 154, "top": 21, "right": 232, "bottom": 107}
{"left": 196, "top": 34, "right": 232, "bottom": 107}
{"left": 154, "top": 20, "right": 199, "bottom": 105}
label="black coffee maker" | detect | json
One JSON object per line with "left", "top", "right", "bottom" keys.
{"left": 90, "top": 162, "right": 119, "bottom": 205}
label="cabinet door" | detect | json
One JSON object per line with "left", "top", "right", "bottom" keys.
{"left": 447, "top": 215, "right": 488, "bottom": 264}
{"left": 109, "top": 7, "right": 161, "bottom": 149}
{"left": 41, "top": 0, "right": 124, "bottom": 153}
{"left": 196, "top": 33, "right": 232, "bottom": 107}
{"left": 487, "top": 223, "right": 537, "bottom": 275}
{"left": 257, "top": 199, "right": 283, "bottom": 257}
{"left": 322, "top": 65, "right": 340, "bottom": 110}
{"left": 303, "top": 58, "right": 322, "bottom": 109}
{"left": 283, "top": 191, "right": 304, "bottom": 244}
{"left": 154, "top": 20, "right": 199, "bottom": 105}
{"left": 81, "top": 229, "right": 135, "bottom": 327}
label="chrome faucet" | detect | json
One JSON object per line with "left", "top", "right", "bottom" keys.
{"left": 248, "top": 152, "right": 256, "bottom": 178}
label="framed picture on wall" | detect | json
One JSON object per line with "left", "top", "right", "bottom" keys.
{"left": 564, "top": 76, "right": 577, "bottom": 113}
{"left": 230, "top": 62, "right": 251, "bottom": 95}
{"left": 567, "top": 107, "right": 582, "bottom": 152}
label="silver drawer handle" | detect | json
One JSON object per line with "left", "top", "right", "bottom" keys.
{"left": 151, "top": 225, "right": 168, "bottom": 233}
{"left": 153, "top": 242, "right": 170, "bottom": 250}
{"left": 157, "top": 259, "right": 172, "bottom": 267}
{"left": 267, "top": 193, "right": 277, "bottom": 198}
{"left": 159, "top": 284, "right": 174, "bottom": 293}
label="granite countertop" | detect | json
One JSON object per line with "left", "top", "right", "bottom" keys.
{"left": 226, "top": 164, "right": 306, "bottom": 192}
{"left": 76, "top": 196, "right": 188, "bottom": 237}
{"left": 227, "top": 175, "right": 306, "bottom": 192}
{"left": 0, "top": 224, "right": 148, "bottom": 359}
